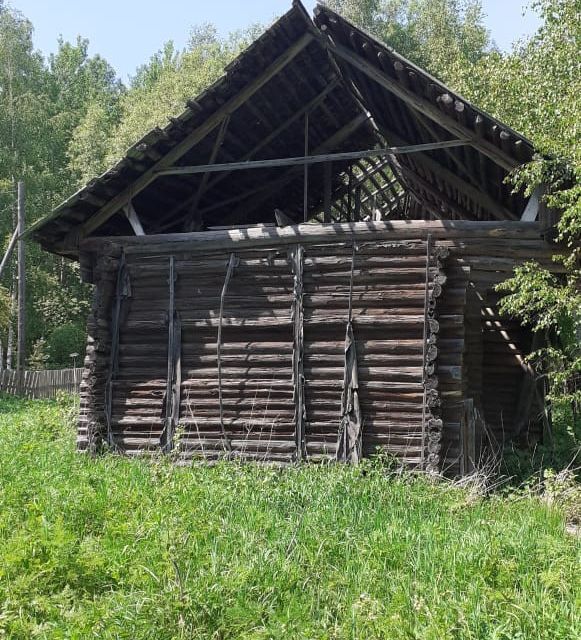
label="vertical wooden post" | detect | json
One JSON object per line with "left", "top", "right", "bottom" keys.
{"left": 16, "top": 181, "right": 25, "bottom": 390}
{"left": 303, "top": 113, "right": 309, "bottom": 222}
{"left": 354, "top": 185, "right": 362, "bottom": 221}
{"left": 323, "top": 161, "right": 332, "bottom": 223}
{"left": 291, "top": 245, "right": 305, "bottom": 460}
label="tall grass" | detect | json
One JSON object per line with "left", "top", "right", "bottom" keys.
{"left": 0, "top": 395, "right": 579, "bottom": 639}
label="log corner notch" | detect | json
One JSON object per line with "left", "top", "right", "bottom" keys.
{"left": 78, "top": 249, "right": 129, "bottom": 454}
{"left": 422, "top": 239, "right": 449, "bottom": 474}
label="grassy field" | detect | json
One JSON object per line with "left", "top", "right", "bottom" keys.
{"left": 0, "top": 395, "right": 579, "bottom": 639}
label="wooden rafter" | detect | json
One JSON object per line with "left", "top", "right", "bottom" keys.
{"left": 224, "top": 112, "right": 371, "bottom": 222}
{"left": 184, "top": 114, "right": 231, "bottom": 229}
{"left": 377, "top": 125, "right": 517, "bottom": 220}
{"left": 322, "top": 36, "right": 518, "bottom": 171}
{"left": 150, "top": 80, "right": 340, "bottom": 232}
{"left": 70, "top": 32, "right": 315, "bottom": 242}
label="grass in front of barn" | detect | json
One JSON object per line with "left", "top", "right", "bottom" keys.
{"left": 0, "top": 395, "right": 579, "bottom": 639}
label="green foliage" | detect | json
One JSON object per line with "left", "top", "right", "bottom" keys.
{"left": 0, "top": 285, "right": 10, "bottom": 332}
{"left": 484, "top": 0, "right": 581, "bottom": 410}
{"left": 101, "top": 25, "right": 259, "bottom": 170}
{"left": 27, "top": 336, "right": 49, "bottom": 370}
{"left": 323, "top": 0, "right": 491, "bottom": 85}
{"left": 0, "top": 4, "right": 121, "bottom": 366}
{"left": 0, "top": 397, "right": 579, "bottom": 639}
{"left": 45, "top": 323, "right": 86, "bottom": 368}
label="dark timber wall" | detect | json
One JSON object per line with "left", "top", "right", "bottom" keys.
{"left": 79, "top": 221, "right": 557, "bottom": 474}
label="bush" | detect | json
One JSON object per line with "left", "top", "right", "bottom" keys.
{"left": 45, "top": 323, "right": 86, "bottom": 368}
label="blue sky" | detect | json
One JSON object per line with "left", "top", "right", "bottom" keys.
{"left": 11, "top": 0, "right": 541, "bottom": 81}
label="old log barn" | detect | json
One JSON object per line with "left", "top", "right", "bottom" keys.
{"left": 31, "top": 2, "right": 561, "bottom": 475}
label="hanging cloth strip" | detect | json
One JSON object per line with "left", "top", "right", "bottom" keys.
{"left": 336, "top": 243, "right": 363, "bottom": 463}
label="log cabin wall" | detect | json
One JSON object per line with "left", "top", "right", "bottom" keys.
{"left": 80, "top": 236, "right": 446, "bottom": 468}
{"left": 77, "top": 221, "right": 559, "bottom": 474}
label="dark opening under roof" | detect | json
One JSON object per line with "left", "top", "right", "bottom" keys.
{"left": 31, "top": 0, "right": 536, "bottom": 257}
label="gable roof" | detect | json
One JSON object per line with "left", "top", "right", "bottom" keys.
{"left": 31, "top": 1, "right": 535, "bottom": 257}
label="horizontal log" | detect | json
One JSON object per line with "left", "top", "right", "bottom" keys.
{"left": 81, "top": 221, "right": 544, "bottom": 257}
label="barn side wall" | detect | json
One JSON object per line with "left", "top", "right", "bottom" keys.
{"left": 78, "top": 221, "right": 556, "bottom": 473}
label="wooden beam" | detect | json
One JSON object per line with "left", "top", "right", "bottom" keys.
{"left": 81, "top": 220, "right": 544, "bottom": 257}
{"left": 521, "top": 185, "right": 542, "bottom": 221}
{"left": 149, "top": 80, "right": 340, "bottom": 231}
{"left": 322, "top": 35, "right": 518, "bottom": 171}
{"left": 123, "top": 202, "right": 145, "bottom": 236}
{"left": 184, "top": 114, "right": 231, "bottom": 230}
{"left": 225, "top": 112, "right": 372, "bottom": 222}
{"left": 377, "top": 125, "right": 517, "bottom": 220}
{"left": 154, "top": 139, "right": 470, "bottom": 177}
{"left": 74, "top": 32, "right": 315, "bottom": 241}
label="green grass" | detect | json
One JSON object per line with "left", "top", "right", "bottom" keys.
{"left": 0, "top": 395, "right": 579, "bottom": 639}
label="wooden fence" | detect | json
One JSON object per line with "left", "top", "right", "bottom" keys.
{"left": 0, "top": 368, "right": 83, "bottom": 399}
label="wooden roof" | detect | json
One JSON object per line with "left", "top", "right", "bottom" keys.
{"left": 32, "top": 1, "right": 536, "bottom": 257}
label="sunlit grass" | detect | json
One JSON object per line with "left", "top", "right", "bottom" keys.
{"left": 0, "top": 394, "right": 579, "bottom": 639}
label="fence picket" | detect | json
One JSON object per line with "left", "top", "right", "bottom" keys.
{"left": 0, "top": 368, "right": 83, "bottom": 399}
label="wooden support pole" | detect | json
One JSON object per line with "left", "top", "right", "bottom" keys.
{"left": 123, "top": 202, "right": 146, "bottom": 236}
{"left": 105, "top": 252, "right": 129, "bottom": 447}
{"left": 162, "top": 257, "right": 182, "bottom": 453}
{"left": 323, "top": 161, "right": 332, "bottom": 223}
{"left": 303, "top": 113, "right": 309, "bottom": 222}
{"left": 217, "top": 254, "right": 237, "bottom": 453}
{"left": 163, "top": 255, "right": 177, "bottom": 452}
{"left": 421, "top": 234, "right": 432, "bottom": 469}
{"left": 16, "top": 181, "right": 25, "bottom": 384}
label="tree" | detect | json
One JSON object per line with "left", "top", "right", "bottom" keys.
{"left": 322, "top": 0, "right": 491, "bottom": 85}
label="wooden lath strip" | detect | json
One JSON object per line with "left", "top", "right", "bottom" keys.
{"left": 105, "top": 252, "right": 129, "bottom": 448}
{"left": 217, "top": 254, "right": 238, "bottom": 453}
{"left": 290, "top": 245, "right": 306, "bottom": 460}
